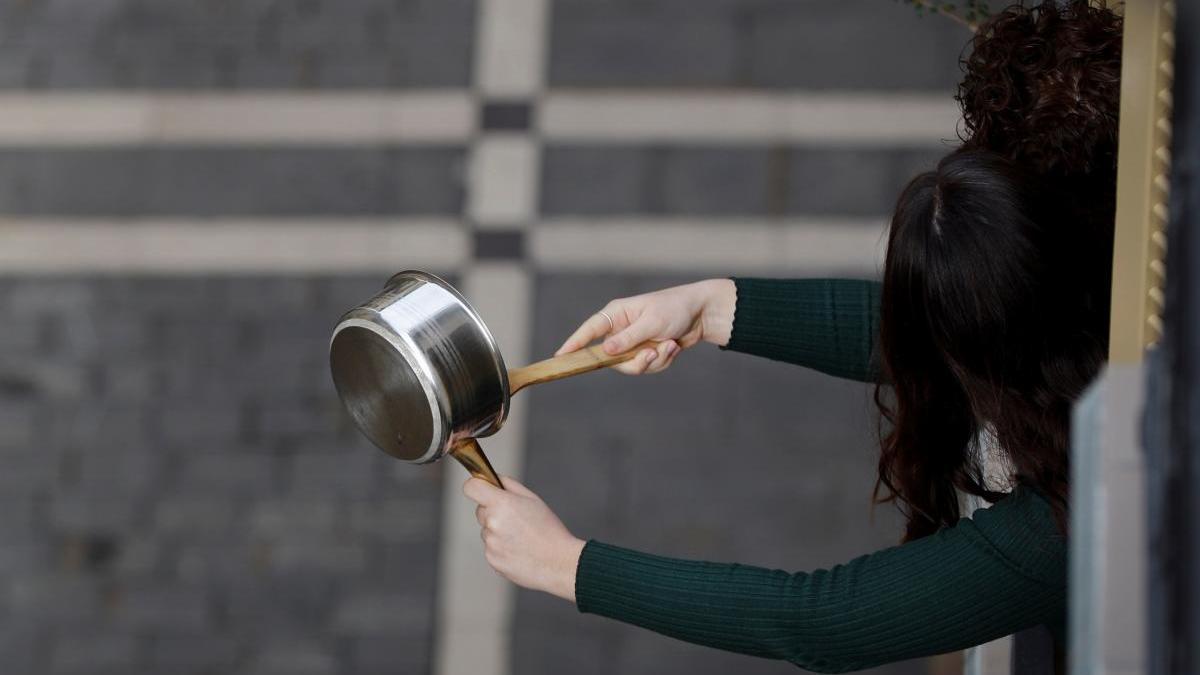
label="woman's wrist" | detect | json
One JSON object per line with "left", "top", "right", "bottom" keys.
{"left": 697, "top": 278, "right": 737, "bottom": 347}
{"left": 553, "top": 536, "right": 588, "bottom": 603}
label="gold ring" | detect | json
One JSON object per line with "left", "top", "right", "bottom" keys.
{"left": 597, "top": 310, "right": 615, "bottom": 333}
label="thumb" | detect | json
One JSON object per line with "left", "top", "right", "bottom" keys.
{"left": 463, "top": 476, "right": 505, "bottom": 505}
{"left": 498, "top": 475, "right": 538, "bottom": 498}
{"left": 603, "top": 316, "right": 659, "bottom": 355}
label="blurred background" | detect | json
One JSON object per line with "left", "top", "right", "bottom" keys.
{"left": 0, "top": 1, "right": 979, "bottom": 673}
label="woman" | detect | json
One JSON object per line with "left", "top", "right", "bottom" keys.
{"left": 463, "top": 1, "right": 1120, "bottom": 671}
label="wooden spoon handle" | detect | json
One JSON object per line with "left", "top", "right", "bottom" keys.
{"left": 507, "top": 341, "right": 658, "bottom": 395}
{"left": 448, "top": 438, "right": 504, "bottom": 489}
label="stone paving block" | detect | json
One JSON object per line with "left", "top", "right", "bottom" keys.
{"left": 245, "top": 639, "right": 337, "bottom": 675}
{"left": 0, "top": 450, "right": 59, "bottom": 491}
{"left": 0, "top": 498, "right": 37, "bottom": 537}
{"left": 111, "top": 584, "right": 212, "bottom": 633}
{"left": 177, "top": 455, "right": 281, "bottom": 495}
{"left": 549, "top": 3, "right": 739, "bottom": 86}
{"left": 744, "top": 0, "right": 967, "bottom": 90}
{"left": 512, "top": 619, "right": 623, "bottom": 675}
{"left": 0, "top": 623, "right": 41, "bottom": 674}
{"left": 350, "top": 637, "right": 430, "bottom": 675}
{"left": 0, "top": 148, "right": 466, "bottom": 216}
{"left": 154, "top": 497, "right": 239, "bottom": 538}
{"left": 7, "top": 280, "right": 95, "bottom": 316}
{"left": 46, "top": 404, "right": 150, "bottom": 453}
{"left": 96, "top": 360, "right": 158, "bottom": 401}
{"left": 223, "top": 571, "right": 340, "bottom": 633}
{"left": 346, "top": 498, "right": 437, "bottom": 542}
{"left": 50, "top": 497, "right": 140, "bottom": 536}
{"left": 267, "top": 539, "right": 367, "bottom": 574}
{"left": 331, "top": 590, "right": 429, "bottom": 636}
{"left": 249, "top": 499, "right": 338, "bottom": 538}
{"left": 74, "top": 446, "right": 161, "bottom": 495}
{"left": 0, "top": 359, "right": 89, "bottom": 401}
{"left": 0, "top": 403, "right": 37, "bottom": 449}
{"left": 158, "top": 404, "right": 244, "bottom": 447}
{"left": 254, "top": 403, "right": 343, "bottom": 445}
{"left": 148, "top": 635, "right": 241, "bottom": 674}
{"left": 372, "top": 540, "right": 439, "bottom": 587}
{"left": 48, "top": 632, "right": 137, "bottom": 675}
{"left": 108, "top": 537, "right": 161, "bottom": 578}
{"left": 542, "top": 146, "right": 654, "bottom": 215}
{"left": 659, "top": 148, "right": 773, "bottom": 215}
{"left": 786, "top": 147, "right": 916, "bottom": 216}
{"left": 0, "top": 538, "right": 51, "bottom": 575}
{"left": 5, "top": 574, "right": 102, "bottom": 625}
{"left": 174, "top": 542, "right": 260, "bottom": 586}
{"left": 218, "top": 278, "right": 318, "bottom": 317}
{"left": 288, "top": 451, "right": 377, "bottom": 495}
{"left": 0, "top": 319, "right": 42, "bottom": 354}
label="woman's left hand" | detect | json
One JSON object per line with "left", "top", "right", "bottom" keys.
{"left": 462, "top": 476, "right": 587, "bottom": 603}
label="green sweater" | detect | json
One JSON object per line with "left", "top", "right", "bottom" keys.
{"left": 574, "top": 278, "right": 1068, "bottom": 673}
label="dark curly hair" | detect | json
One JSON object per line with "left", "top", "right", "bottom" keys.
{"left": 957, "top": 1, "right": 1123, "bottom": 178}
{"left": 874, "top": 1, "right": 1123, "bottom": 540}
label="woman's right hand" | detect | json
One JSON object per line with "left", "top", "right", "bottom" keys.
{"left": 555, "top": 278, "right": 737, "bottom": 375}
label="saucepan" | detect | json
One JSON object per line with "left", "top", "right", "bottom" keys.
{"left": 329, "top": 270, "right": 650, "bottom": 489}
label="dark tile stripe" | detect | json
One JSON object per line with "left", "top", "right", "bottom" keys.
{"left": 0, "top": 1, "right": 478, "bottom": 89}
{"left": 0, "top": 147, "right": 465, "bottom": 216}
{"left": 549, "top": 0, "right": 967, "bottom": 90}
{"left": 481, "top": 101, "right": 534, "bottom": 132}
{"left": 473, "top": 230, "right": 526, "bottom": 260}
{"left": 541, "top": 144, "right": 950, "bottom": 217}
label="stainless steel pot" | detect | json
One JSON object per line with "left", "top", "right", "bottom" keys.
{"left": 329, "top": 270, "right": 650, "bottom": 488}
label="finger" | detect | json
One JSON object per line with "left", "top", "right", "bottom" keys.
{"left": 603, "top": 315, "right": 660, "bottom": 355}
{"left": 557, "top": 306, "right": 624, "bottom": 355}
{"left": 498, "top": 475, "right": 536, "bottom": 498}
{"left": 644, "top": 340, "right": 679, "bottom": 374}
{"left": 475, "top": 504, "right": 487, "bottom": 527}
{"left": 463, "top": 477, "right": 503, "bottom": 505}
{"left": 613, "top": 347, "right": 657, "bottom": 376}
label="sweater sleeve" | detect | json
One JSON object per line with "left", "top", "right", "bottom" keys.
{"left": 724, "top": 278, "right": 882, "bottom": 383}
{"left": 575, "top": 488, "right": 1066, "bottom": 674}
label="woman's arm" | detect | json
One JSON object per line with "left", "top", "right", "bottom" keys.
{"left": 724, "top": 278, "right": 881, "bottom": 383}
{"left": 463, "top": 478, "right": 1065, "bottom": 674}
{"left": 554, "top": 278, "right": 882, "bottom": 383}
{"left": 575, "top": 488, "right": 1064, "bottom": 673}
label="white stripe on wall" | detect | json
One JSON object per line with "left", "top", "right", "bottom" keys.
{"left": 0, "top": 219, "right": 469, "bottom": 273}
{"left": 531, "top": 218, "right": 888, "bottom": 273}
{"left": 0, "top": 218, "right": 889, "bottom": 274}
{"left": 467, "top": 137, "right": 541, "bottom": 226}
{"left": 540, "top": 92, "right": 963, "bottom": 146}
{"left": 0, "top": 91, "right": 964, "bottom": 147}
{"left": 434, "top": 265, "right": 533, "bottom": 675}
{"left": 0, "top": 93, "right": 476, "bottom": 145}
{"left": 474, "top": 0, "right": 549, "bottom": 98}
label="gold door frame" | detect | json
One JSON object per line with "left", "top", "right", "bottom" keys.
{"left": 1109, "top": 0, "right": 1176, "bottom": 362}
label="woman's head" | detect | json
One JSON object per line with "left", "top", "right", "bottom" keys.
{"left": 958, "top": 0, "right": 1123, "bottom": 177}
{"left": 875, "top": 149, "right": 1111, "bottom": 541}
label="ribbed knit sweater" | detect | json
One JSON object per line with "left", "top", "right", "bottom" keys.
{"left": 574, "top": 278, "right": 1068, "bottom": 673}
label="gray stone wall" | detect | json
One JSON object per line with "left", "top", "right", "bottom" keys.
{"left": 0, "top": 276, "right": 446, "bottom": 674}
{"left": 0, "top": 0, "right": 477, "bottom": 88}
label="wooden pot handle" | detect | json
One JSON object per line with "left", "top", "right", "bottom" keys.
{"left": 507, "top": 341, "right": 658, "bottom": 395}
{"left": 448, "top": 438, "right": 504, "bottom": 489}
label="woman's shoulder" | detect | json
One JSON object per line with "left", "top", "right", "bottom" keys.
{"left": 952, "top": 486, "right": 1067, "bottom": 587}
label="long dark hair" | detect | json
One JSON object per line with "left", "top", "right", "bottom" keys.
{"left": 874, "top": 150, "right": 1111, "bottom": 541}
